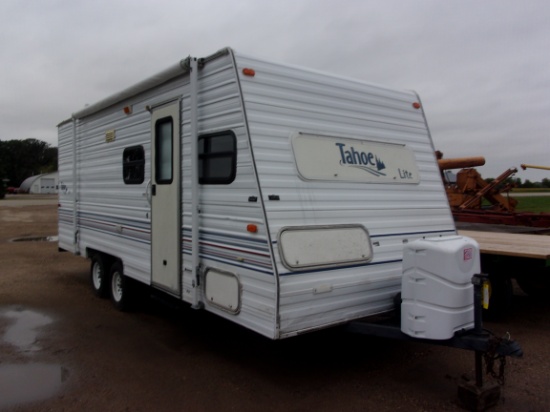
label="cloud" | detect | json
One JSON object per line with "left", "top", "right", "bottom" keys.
{"left": 0, "top": 0, "right": 549, "bottom": 180}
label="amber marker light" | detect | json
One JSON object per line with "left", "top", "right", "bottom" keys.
{"left": 242, "top": 68, "right": 256, "bottom": 77}
{"left": 247, "top": 224, "right": 258, "bottom": 233}
{"left": 123, "top": 105, "right": 133, "bottom": 115}
{"left": 412, "top": 102, "right": 421, "bottom": 109}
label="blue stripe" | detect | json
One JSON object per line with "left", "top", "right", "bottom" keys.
{"left": 182, "top": 227, "right": 270, "bottom": 246}
{"left": 278, "top": 259, "right": 403, "bottom": 276}
{"left": 78, "top": 225, "right": 151, "bottom": 245}
{"left": 75, "top": 210, "right": 151, "bottom": 231}
{"left": 183, "top": 251, "right": 274, "bottom": 275}
{"left": 271, "top": 229, "right": 455, "bottom": 245}
{"left": 371, "top": 229, "right": 455, "bottom": 238}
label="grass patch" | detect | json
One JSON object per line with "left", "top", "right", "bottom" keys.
{"left": 515, "top": 196, "right": 550, "bottom": 213}
{"left": 511, "top": 188, "right": 550, "bottom": 193}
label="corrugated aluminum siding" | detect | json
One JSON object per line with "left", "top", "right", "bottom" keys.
{"left": 58, "top": 50, "right": 279, "bottom": 339}
{"left": 58, "top": 77, "right": 186, "bottom": 285}
{"left": 181, "top": 52, "right": 277, "bottom": 338}
{"left": 58, "top": 122, "right": 76, "bottom": 253}
{"left": 235, "top": 52, "right": 455, "bottom": 337}
{"left": 59, "top": 48, "right": 456, "bottom": 340}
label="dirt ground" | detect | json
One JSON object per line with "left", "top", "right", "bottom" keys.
{"left": 1, "top": 196, "right": 550, "bottom": 411}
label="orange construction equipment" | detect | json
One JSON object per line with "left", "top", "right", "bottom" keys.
{"left": 438, "top": 155, "right": 517, "bottom": 213}
{"left": 437, "top": 153, "right": 550, "bottom": 227}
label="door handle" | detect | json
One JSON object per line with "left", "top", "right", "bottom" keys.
{"left": 145, "top": 180, "right": 153, "bottom": 205}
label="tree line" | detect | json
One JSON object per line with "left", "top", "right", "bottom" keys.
{"left": 487, "top": 177, "right": 550, "bottom": 189}
{"left": 1, "top": 139, "right": 548, "bottom": 198}
{"left": 0, "top": 139, "right": 58, "bottom": 197}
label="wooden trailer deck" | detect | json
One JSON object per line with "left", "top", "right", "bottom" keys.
{"left": 459, "top": 230, "right": 550, "bottom": 260}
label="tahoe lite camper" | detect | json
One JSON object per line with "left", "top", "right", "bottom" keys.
{"left": 58, "top": 47, "right": 477, "bottom": 340}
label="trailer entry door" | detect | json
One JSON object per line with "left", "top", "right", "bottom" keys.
{"left": 151, "top": 102, "right": 181, "bottom": 294}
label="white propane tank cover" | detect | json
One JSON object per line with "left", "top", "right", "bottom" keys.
{"left": 401, "top": 236, "right": 480, "bottom": 340}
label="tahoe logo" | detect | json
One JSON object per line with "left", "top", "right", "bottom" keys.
{"left": 290, "top": 133, "right": 419, "bottom": 183}
{"left": 335, "top": 143, "right": 387, "bottom": 177}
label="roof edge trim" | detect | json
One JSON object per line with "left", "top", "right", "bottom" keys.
{"left": 70, "top": 47, "right": 232, "bottom": 121}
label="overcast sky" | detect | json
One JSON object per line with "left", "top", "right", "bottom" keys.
{"left": 1, "top": 0, "right": 549, "bottom": 181}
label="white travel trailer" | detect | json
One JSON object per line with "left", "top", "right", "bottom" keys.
{"left": 58, "top": 47, "right": 461, "bottom": 340}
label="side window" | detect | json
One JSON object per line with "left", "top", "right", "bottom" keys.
{"left": 123, "top": 146, "right": 145, "bottom": 184}
{"left": 155, "top": 118, "right": 173, "bottom": 184}
{"left": 199, "top": 131, "right": 236, "bottom": 184}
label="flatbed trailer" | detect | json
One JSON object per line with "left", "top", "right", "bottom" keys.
{"left": 459, "top": 230, "right": 550, "bottom": 260}
{"left": 458, "top": 229, "right": 550, "bottom": 311}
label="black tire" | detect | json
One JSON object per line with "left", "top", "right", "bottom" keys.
{"left": 516, "top": 273, "right": 550, "bottom": 299}
{"left": 90, "top": 254, "right": 110, "bottom": 298}
{"left": 515, "top": 259, "right": 550, "bottom": 299}
{"left": 109, "top": 261, "right": 131, "bottom": 311}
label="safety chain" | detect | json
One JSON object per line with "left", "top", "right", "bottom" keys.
{"left": 484, "top": 335, "right": 508, "bottom": 385}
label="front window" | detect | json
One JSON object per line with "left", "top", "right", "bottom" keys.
{"left": 123, "top": 145, "right": 145, "bottom": 184}
{"left": 198, "top": 131, "right": 236, "bottom": 184}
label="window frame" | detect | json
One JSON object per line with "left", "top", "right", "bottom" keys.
{"left": 122, "top": 145, "right": 145, "bottom": 185}
{"left": 154, "top": 117, "right": 174, "bottom": 185}
{"left": 278, "top": 225, "right": 373, "bottom": 271}
{"left": 198, "top": 131, "right": 237, "bottom": 185}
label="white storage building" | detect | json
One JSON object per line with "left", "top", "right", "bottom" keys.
{"left": 18, "top": 172, "right": 59, "bottom": 194}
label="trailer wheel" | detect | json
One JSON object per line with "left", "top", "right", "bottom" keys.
{"left": 516, "top": 272, "right": 550, "bottom": 299}
{"left": 90, "top": 254, "right": 109, "bottom": 298}
{"left": 110, "top": 261, "right": 131, "bottom": 311}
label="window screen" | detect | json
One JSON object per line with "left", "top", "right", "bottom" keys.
{"left": 155, "top": 118, "right": 173, "bottom": 184}
{"left": 199, "top": 131, "right": 236, "bottom": 184}
{"left": 122, "top": 146, "right": 145, "bottom": 184}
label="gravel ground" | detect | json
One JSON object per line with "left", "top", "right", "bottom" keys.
{"left": 1, "top": 196, "right": 549, "bottom": 411}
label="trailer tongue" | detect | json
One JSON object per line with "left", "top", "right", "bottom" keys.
{"left": 348, "top": 284, "right": 522, "bottom": 411}
{"left": 348, "top": 236, "right": 522, "bottom": 410}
